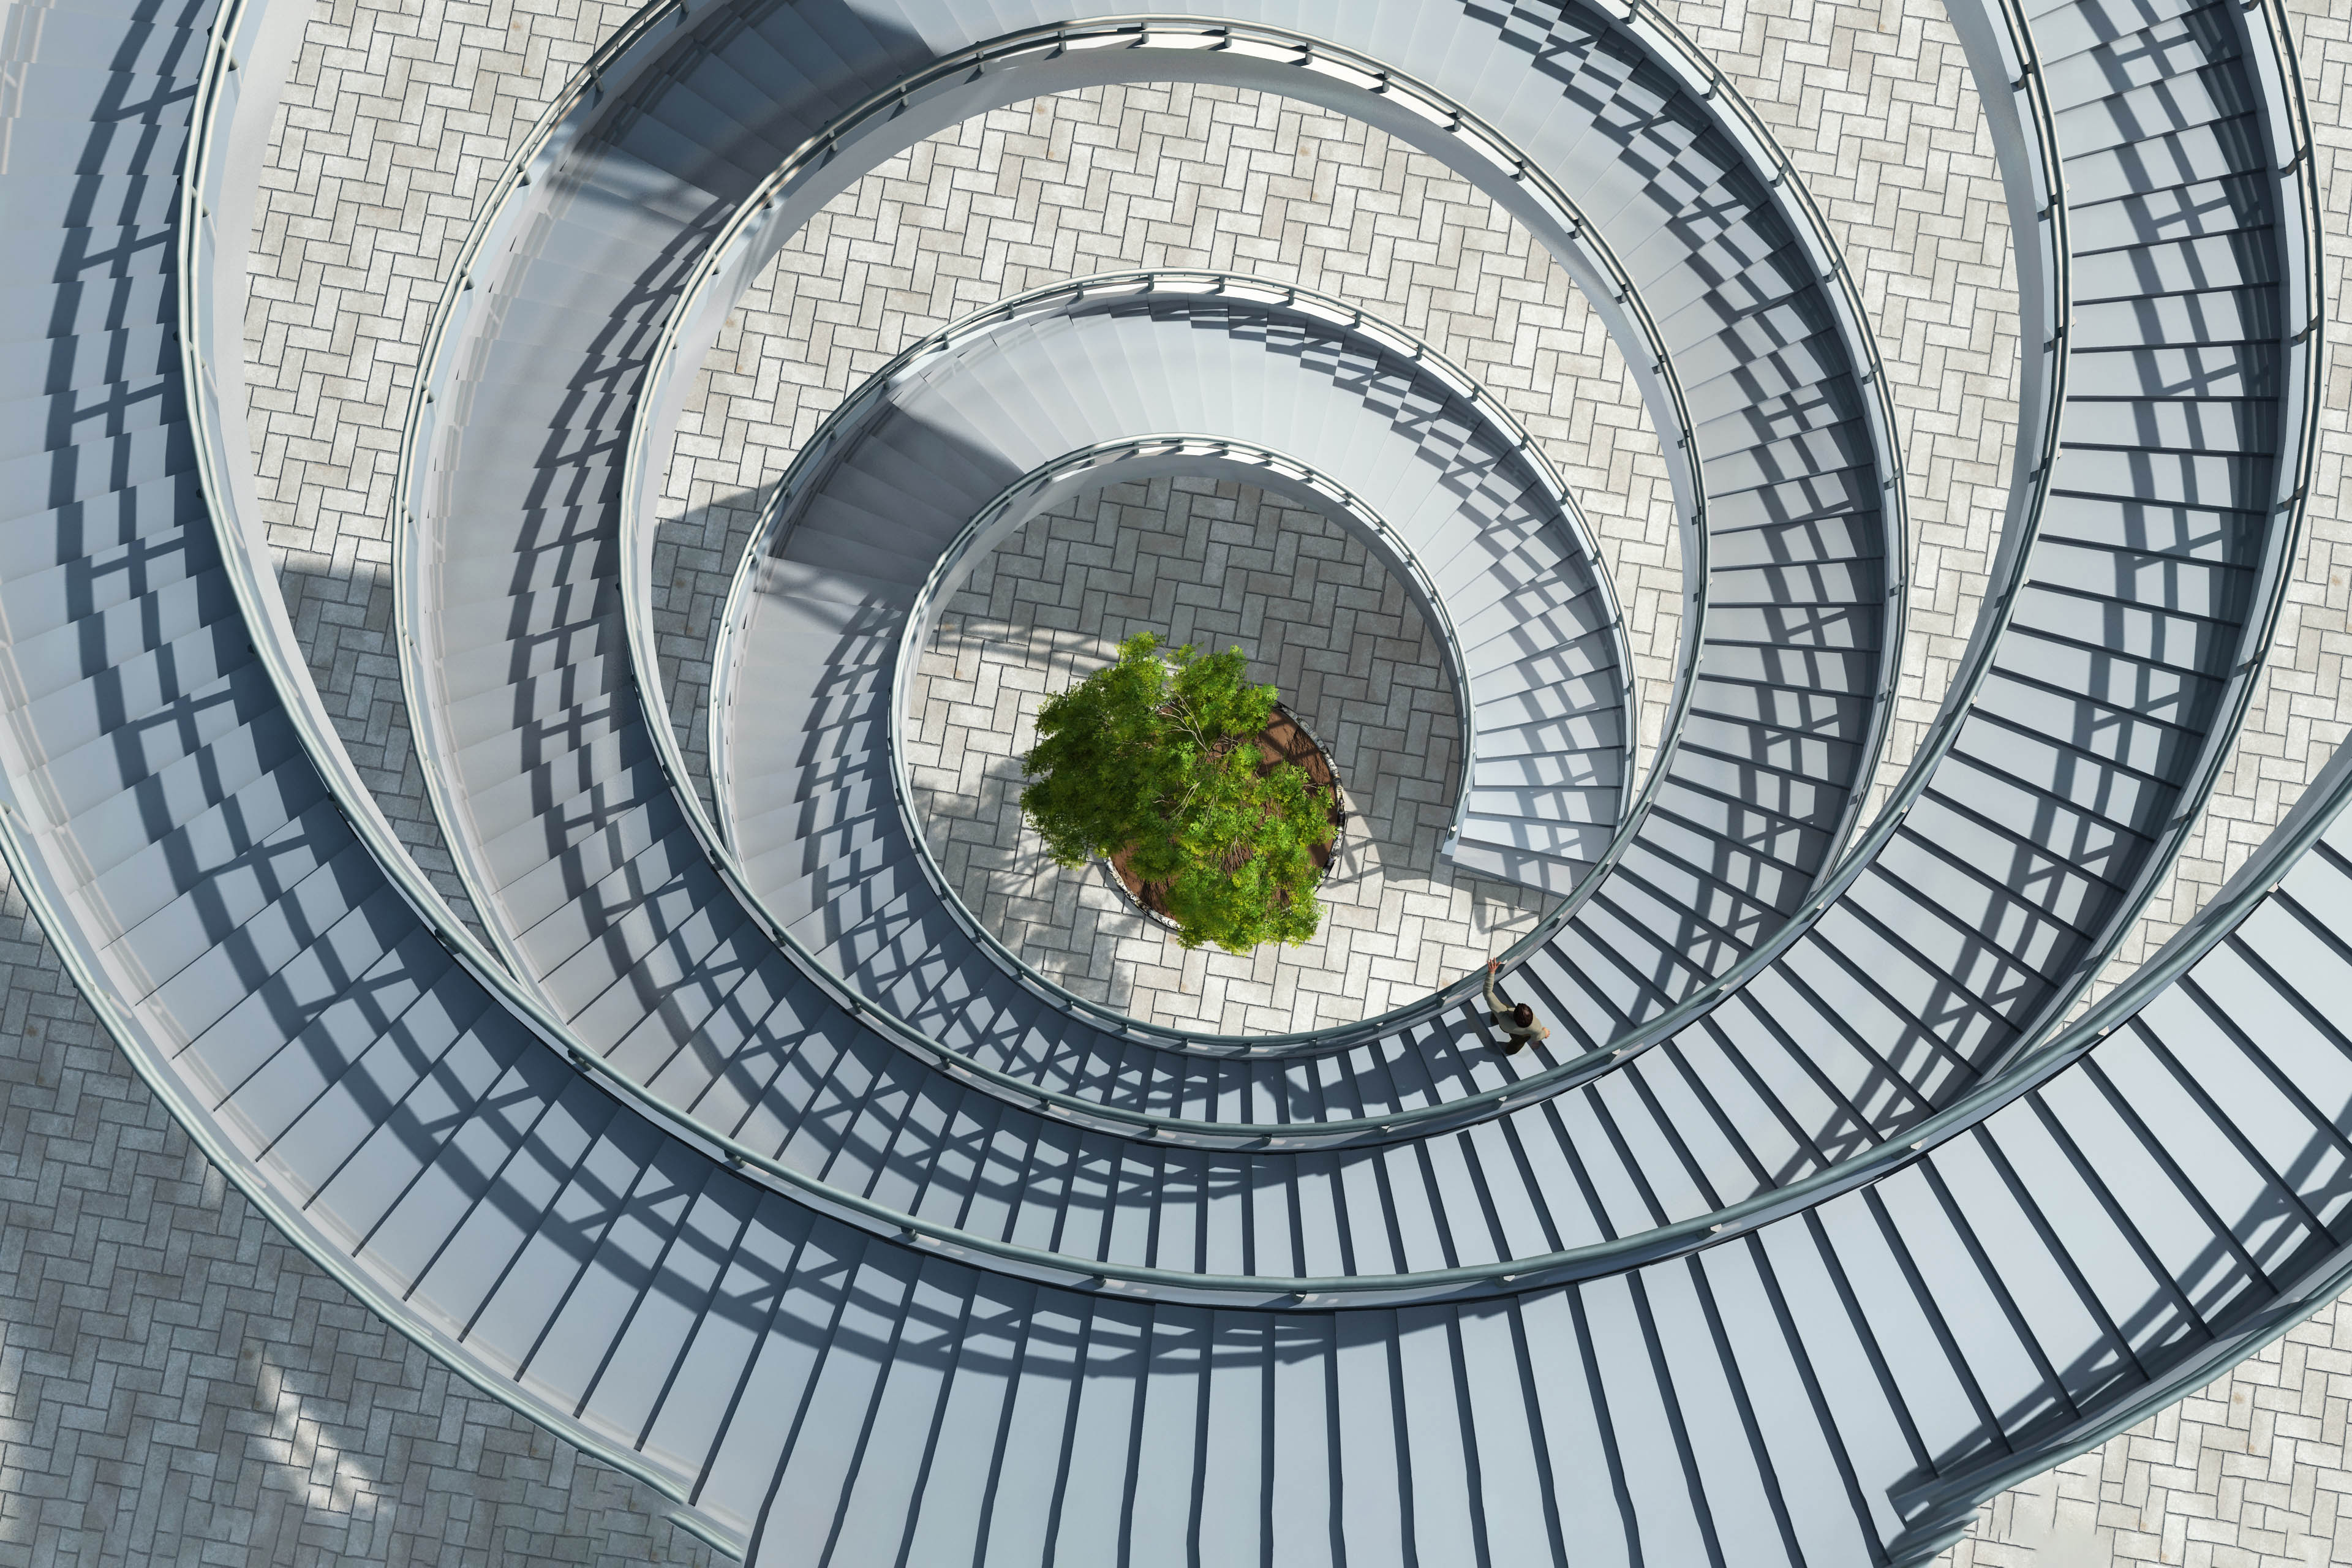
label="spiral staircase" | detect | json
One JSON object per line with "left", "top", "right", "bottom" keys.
{"left": 0, "top": 0, "right": 2332, "bottom": 1559}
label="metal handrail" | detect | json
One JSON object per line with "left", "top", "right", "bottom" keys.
{"left": 1880, "top": 23, "right": 2331, "bottom": 1494}
{"left": 273, "top": 14, "right": 1642, "bottom": 1186}
{"left": 131, "top": 0, "right": 2346, "bottom": 1335}
{"left": 291, "top": 13, "right": 1685, "bottom": 1165}
{"left": 145, "top": 48, "right": 2352, "bottom": 1568}
{"left": 487, "top": 0, "right": 2326, "bottom": 1302}
{"left": 1096, "top": 0, "right": 1947, "bottom": 1041}
{"left": 179, "top": 715, "right": 2352, "bottom": 1313}
{"left": 592, "top": 17, "right": 1728, "bottom": 1060}
{"left": 144, "top": 0, "right": 749, "bottom": 1553}
{"left": 699, "top": 272, "right": 1634, "bottom": 1060}
{"left": 383, "top": 0, "right": 695, "bottom": 978}
{"left": 1746, "top": 6, "right": 2329, "bottom": 1543}
{"left": 1605, "top": 0, "right": 1915, "bottom": 887}
{"left": 1962, "top": 0, "right": 2324, "bottom": 1074}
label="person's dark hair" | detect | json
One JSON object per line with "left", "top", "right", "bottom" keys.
{"left": 1512, "top": 1002, "right": 1534, "bottom": 1029}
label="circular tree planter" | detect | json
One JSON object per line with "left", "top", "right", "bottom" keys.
{"left": 1024, "top": 634, "right": 1342, "bottom": 951}
{"left": 1104, "top": 704, "right": 1346, "bottom": 926}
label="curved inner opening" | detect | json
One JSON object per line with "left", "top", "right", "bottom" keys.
{"left": 903, "top": 472, "right": 1553, "bottom": 1035}
{"left": 651, "top": 81, "right": 1682, "bottom": 827}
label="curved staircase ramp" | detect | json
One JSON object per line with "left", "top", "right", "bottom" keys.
{"left": 694, "top": 271, "right": 1904, "bottom": 1131}
{"left": 402, "top": 0, "right": 2302, "bottom": 1233}
{"left": 407, "top": 0, "right": 1896, "bottom": 1122}
{"left": 394, "top": 0, "right": 1928, "bottom": 1287}
{"left": 609, "top": 9, "right": 1911, "bottom": 1074}
{"left": 0, "top": 0, "right": 2328, "bottom": 1563}
{"left": 715, "top": 288, "right": 1631, "bottom": 1035}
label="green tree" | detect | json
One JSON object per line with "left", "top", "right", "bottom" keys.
{"left": 1021, "top": 633, "right": 1335, "bottom": 952}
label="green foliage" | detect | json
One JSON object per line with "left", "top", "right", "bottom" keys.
{"left": 1020, "top": 633, "right": 1335, "bottom": 952}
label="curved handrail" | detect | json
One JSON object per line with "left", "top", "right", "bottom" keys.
{"left": 142, "top": 47, "right": 2352, "bottom": 1568}
{"left": 344, "top": 0, "right": 2255, "bottom": 1246}
{"left": 1882, "top": 0, "right": 2333, "bottom": 1461}
{"left": 591, "top": 16, "right": 1735, "bottom": 1058}
{"left": 736, "top": 0, "right": 2119, "bottom": 1134}
{"left": 1958, "top": 0, "right": 2326, "bottom": 1071}
{"left": 136, "top": 0, "right": 2346, "bottom": 1327}
{"left": 1602, "top": 0, "right": 1915, "bottom": 883}
{"left": 701, "top": 271, "right": 1636, "bottom": 1059}
{"left": 1268, "top": 0, "right": 2286, "bottom": 1149}
{"left": 187, "top": 0, "right": 694, "bottom": 976}
{"left": 381, "top": 0, "right": 698, "bottom": 966}
{"left": 151, "top": 0, "right": 750, "bottom": 1553}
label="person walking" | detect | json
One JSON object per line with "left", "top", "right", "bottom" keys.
{"left": 1483, "top": 959, "right": 1550, "bottom": 1053}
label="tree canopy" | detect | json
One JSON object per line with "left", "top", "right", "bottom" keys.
{"left": 1020, "top": 633, "right": 1335, "bottom": 952}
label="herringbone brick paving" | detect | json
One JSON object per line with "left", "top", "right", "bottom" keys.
{"left": 905, "top": 478, "right": 1550, "bottom": 1033}
{"left": 239, "top": 0, "right": 640, "bottom": 942}
{"left": 55, "top": 0, "right": 2324, "bottom": 1556}
{"left": 0, "top": 870, "right": 714, "bottom": 1566}
{"left": 1945, "top": 1298, "right": 2352, "bottom": 1568}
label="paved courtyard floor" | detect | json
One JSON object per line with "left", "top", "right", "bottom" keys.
{"left": 5, "top": 0, "right": 2349, "bottom": 1557}
{"left": 904, "top": 476, "right": 1553, "bottom": 1035}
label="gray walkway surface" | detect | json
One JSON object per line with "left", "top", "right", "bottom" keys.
{"left": 2, "top": 0, "right": 2346, "bottom": 1559}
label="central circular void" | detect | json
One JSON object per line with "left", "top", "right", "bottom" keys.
{"left": 710, "top": 275, "right": 1639, "bottom": 1048}
{"left": 904, "top": 475, "right": 1553, "bottom": 1035}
